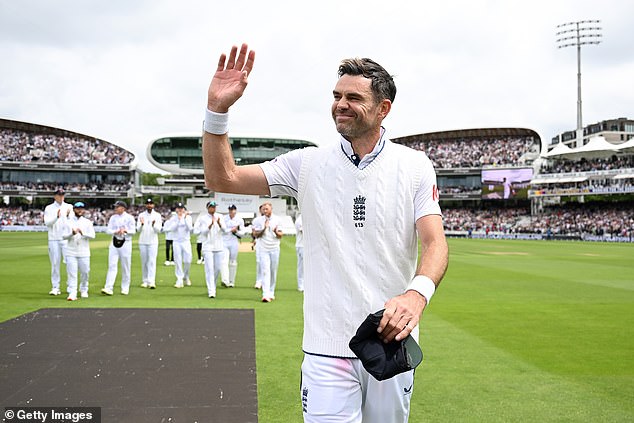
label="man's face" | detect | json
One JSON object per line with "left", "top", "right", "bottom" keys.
{"left": 146, "top": 203, "right": 155, "bottom": 212}
{"left": 208, "top": 205, "right": 216, "bottom": 214}
{"left": 229, "top": 209, "right": 237, "bottom": 218}
{"left": 261, "top": 204, "right": 272, "bottom": 217}
{"left": 54, "top": 194, "right": 65, "bottom": 204}
{"left": 115, "top": 205, "right": 125, "bottom": 215}
{"left": 331, "top": 74, "right": 386, "bottom": 140}
{"left": 73, "top": 207, "right": 84, "bottom": 217}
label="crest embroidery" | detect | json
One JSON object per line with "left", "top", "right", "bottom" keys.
{"left": 353, "top": 195, "right": 366, "bottom": 228}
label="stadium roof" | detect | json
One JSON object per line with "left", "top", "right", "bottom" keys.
{"left": 542, "top": 135, "right": 631, "bottom": 160}
{"left": 393, "top": 127, "right": 540, "bottom": 144}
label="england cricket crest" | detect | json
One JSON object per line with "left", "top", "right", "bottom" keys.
{"left": 353, "top": 195, "right": 366, "bottom": 228}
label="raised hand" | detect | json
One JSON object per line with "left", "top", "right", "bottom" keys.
{"left": 207, "top": 43, "right": 255, "bottom": 113}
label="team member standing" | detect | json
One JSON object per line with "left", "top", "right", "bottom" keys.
{"left": 43, "top": 188, "right": 73, "bottom": 295}
{"left": 164, "top": 202, "right": 193, "bottom": 288}
{"left": 251, "top": 202, "right": 283, "bottom": 302}
{"left": 252, "top": 203, "right": 265, "bottom": 290}
{"left": 163, "top": 209, "right": 175, "bottom": 266}
{"left": 294, "top": 213, "right": 304, "bottom": 292}
{"left": 62, "top": 202, "right": 95, "bottom": 301}
{"left": 193, "top": 201, "right": 224, "bottom": 297}
{"left": 201, "top": 44, "right": 448, "bottom": 421}
{"left": 137, "top": 198, "right": 162, "bottom": 289}
{"left": 101, "top": 200, "right": 136, "bottom": 296}
{"left": 220, "top": 204, "right": 245, "bottom": 288}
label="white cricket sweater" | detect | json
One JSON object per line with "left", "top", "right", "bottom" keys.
{"left": 298, "top": 141, "right": 433, "bottom": 358}
{"left": 193, "top": 212, "right": 224, "bottom": 252}
{"left": 62, "top": 215, "right": 96, "bottom": 257}
{"left": 136, "top": 210, "right": 162, "bottom": 245}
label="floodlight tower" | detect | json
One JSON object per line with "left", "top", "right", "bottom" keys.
{"left": 556, "top": 20, "right": 602, "bottom": 148}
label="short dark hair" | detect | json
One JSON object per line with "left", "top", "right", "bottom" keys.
{"left": 338, "top": 58, "right": 396, "bottom": 103}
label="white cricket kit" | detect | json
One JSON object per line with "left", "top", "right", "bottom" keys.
{"left": 137, "top": 210, "right": 163, "bottom": 286}
{"left": 43, "top": 200, "right": 74, "bottom": 291}
{"left": 193, "top": 212, "right": 224, "bottom": 296}
{"left": 62, "top": 215, "right": 95, "bottom": 297}
{"left": 251, "top": 214, "right": 283, "bottom": 299}
{"left": 260, "top": 134, "right": 442, "bottom": 422}
{"left": 104, "top": 212, "right": 136, "bottom": 294}
{"left": 295, "top": 214, "right": 304, "bottom": 292}
{"left": 221, "top": 214, "right": 245, "bottom": 287}
{"left": 164, "top": 214, "right": 193, "bottom": 285}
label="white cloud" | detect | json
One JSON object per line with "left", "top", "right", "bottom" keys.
{"left": 0, "top": 0, "right": 632, "bottom": 172}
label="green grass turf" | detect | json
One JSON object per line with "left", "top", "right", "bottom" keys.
{"left": 0, "top": 233, "right": 632, "bottom": 422}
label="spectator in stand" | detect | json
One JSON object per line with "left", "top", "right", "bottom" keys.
{"left": 43, "top": 188, "right": 73, "bottom": 296}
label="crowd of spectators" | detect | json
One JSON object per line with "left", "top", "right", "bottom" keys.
{"left": 515, "top": 204, "right": 633, "bottom": 238}
{"left": 0, "top": 181, "right": 132, "bottom": 192}
{"left": 3, "top": 202, "right": 631, "bottom": 240}
{"left": 541, "top": 155, "right": 634, "bottom": 174}
{"left": 441, "top": 204, "right": 633, "bottom": 238}
{"left": 403, "top": 136, "right": 536, "bottom": 168}
{"left": 0, "top": 129, "right": 134, "bottom": 164}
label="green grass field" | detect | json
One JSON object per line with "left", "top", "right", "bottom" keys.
{"left": 1, "top": 233, "right": 632, "bottom": 422}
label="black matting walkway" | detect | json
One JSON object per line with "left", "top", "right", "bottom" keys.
{"left": 0, "top": 308, "right": 257, "bottom": 422}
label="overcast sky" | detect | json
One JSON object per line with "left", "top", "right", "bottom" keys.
{"left": 1, "top": 0, "right": 632, "bottom": 173}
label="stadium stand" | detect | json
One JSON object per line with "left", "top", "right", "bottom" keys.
{"left": 1, "top": 117, "right": 631, "bottom": 242}
{"left": 0, "top": 119, "right": 137, "bottom": 204}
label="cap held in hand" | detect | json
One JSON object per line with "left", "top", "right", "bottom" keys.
{"left": 349, "top": 309, "right": 423, "bottom": 381}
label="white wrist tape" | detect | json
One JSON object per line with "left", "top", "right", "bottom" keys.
{"left": 407, "top": 275, "right": 436, "bottom": 304}
{"left": 203, "top": 109, "right": 229, "bottom": 135}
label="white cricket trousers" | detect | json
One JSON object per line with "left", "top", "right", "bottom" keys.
{"left": 300, "top": 354, "right": 413, "bottom": 423}
{"left": 66, "top": 256, "right": 90, "bottom": 296}
{"left": 48, "top": 239, "right": 67, "bottom": 290}
{"left": 139, "top": 243, "right": 158, "bottom": 285}
{"left": 257, "top": 247, "right": 280, "bottom": 299}
{"left": 203, "top": 250, "right": 224, "bottom": 297}
{"left": 173, "top": 240, "right": 192, "bottom": 283}
{"left": 221, "top": 241, "right": 239, "bottom": 286}
{"left": 104, "top": 243, "right": 132, "bottom": 293}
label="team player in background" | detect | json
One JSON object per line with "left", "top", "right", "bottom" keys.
{"left": 164, "top": 202, "right": 193, "bottom": 288}
{"left": 62, "top": 201, "right": 95, "bottom": 301}
{"left": 251, "top": 202, "right": 283, "bottom": 302}
{"left": 137, "top": 198, "right": 162, "bottom": 289}
{"left": 252, "top": 203, "right": 265, "bottom": 290}
{"left": 201, "top": 44, "right": 448, "bottom": 421}
{"left": 43, "top": 188, "right": 73, "bottom": 296}
{"left": 193, "top": 201, "right": 224, "bottom": 298}
{"left": 101, "top": 200, "right": 136, "bottom": 296}
{"left": 163, "top": 208, "right": 175, "bottom": 266}
{"left": 220, "top": 204, "right": 245, "bottom": 288}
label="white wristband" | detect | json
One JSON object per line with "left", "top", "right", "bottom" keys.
{"left": 407, "top": 275, "right": 436, "bottom": 305}
{"left": 203, "top": 109, "right": 229, "bottom": 135}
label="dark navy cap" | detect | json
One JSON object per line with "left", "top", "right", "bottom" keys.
{"left": 349, "top": 309, "right": 423, "bottom": 381}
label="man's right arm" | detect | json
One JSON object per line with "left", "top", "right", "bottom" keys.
{"left": 202, "top": 133, "right": 270, "bottom": 195}
{"left": 202, "top": 43, "right": 270, "bottom": 196}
